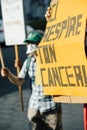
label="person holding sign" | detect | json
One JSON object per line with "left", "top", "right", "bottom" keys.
{"left": 1, "top": 31, "right": 62, "bottom": 130}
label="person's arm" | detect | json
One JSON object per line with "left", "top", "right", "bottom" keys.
{"left": 1, "top": 67, "right": 24, "bottom": 86}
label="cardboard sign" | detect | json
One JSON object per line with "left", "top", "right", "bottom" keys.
{"left": 35, "top": 56, "right": 42, "bottom": 85}
{"left": 37, "top": 0, "right": 87, "bottom": 97}
{"left": 1, "top": 0, "right": 26, "bottom": 46}
{"left": 53, "top": 96, "right": 87, "bottom": 103}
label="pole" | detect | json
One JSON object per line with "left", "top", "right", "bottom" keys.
{"left": 84, "top": 104, "right": 87, "bottom": 130}
{"left": 0, "top": 45, "right": 5, "bottom": 67}
{"left": 14, "top": 45, "right": 24, "bottom": 111}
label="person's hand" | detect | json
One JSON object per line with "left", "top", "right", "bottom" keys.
{"left": 1, "top": 67, "right": 9, "bottom": 77}
{"left": 45, "top": 7, "right": 51, "bottom": 22}
{"left": 14, "top": 59, "right": 21, "bottom": 68}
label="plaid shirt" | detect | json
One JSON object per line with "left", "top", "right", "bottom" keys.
{"left": 18, "top": 55, "right": 58, "bottom": 113}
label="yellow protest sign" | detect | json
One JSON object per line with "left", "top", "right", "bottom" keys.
{"left": 37, "top": 0, "right": 87, "bottom": 97}
{"left": 35, "top": 56, "right": 42, "bottom": 85}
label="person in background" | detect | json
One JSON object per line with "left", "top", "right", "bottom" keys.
{"left": 1, "top": 30, "right": 62, "bottom": 130}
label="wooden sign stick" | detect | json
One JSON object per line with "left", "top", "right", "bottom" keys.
{"left": 0, "top": 45, "right": 5, "bottom": 67}
{"left": 15, "top": 45, "right": 24, "bottom": 111}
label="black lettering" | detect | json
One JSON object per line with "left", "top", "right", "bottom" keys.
{"left": 73, "top": 65, "right": 84, "bottom": 86}
{"left": 82, "top": 65, "right": 87, "bottom": 86}
{"left": 58, "top": 20, "right": 67, "bottom": 39}
{"left": 52, "top": 67, "right": 61, "bottom": 86}
{"left": 38, "top": 47, "right": 43, "bottom": 64}
{"left": 65, "top": 66, "right": 76, "bottom": 86}
{"left": 68, "top": 16, "right": 76, "bottom": 37}
{"left": 48, "top": 68, "right": 54, "bottom": 86}
{"left": 42, "top": 14, "right": 83, "bottom": 42}
{"left": 58, "top": 66, "right": 68, "bottom": 86}
{"left": 53, "top": 23, "right": 61, "bottom": 40}
{"left": 75, "top": 14, "right": 82, "bottom": 35}
{"left": 43, "top": 45, "right": 51, "bottom": 63}
{"left": 47, "top": 25, "right": 56, "bottom": 42}
{"left": 65, "top": 16, "right": 70, "bottom": 37}
{"left": 49, "top": 44, "right": 57, "bottom": 63}
{"left": 50, "top": 1, "right": 58, "bottom": 21}
{"left": 40, "top": 68, "right": 48, "bottom": 87}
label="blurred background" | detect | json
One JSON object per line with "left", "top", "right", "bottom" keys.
{"left": 0, "top": 0, "right": 51, "bottom": 46}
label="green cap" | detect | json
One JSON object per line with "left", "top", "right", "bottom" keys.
{"left": 24, "top": 31, "right": 43, "bottom": 43}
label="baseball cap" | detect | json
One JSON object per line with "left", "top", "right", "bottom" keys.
{"left": 24, "top": 31, "right": 43, "bottom": 43}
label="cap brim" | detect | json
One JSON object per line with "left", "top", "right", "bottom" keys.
{"left": 24, "top": 40, "right": 39, "bottom": 44}
{"left": 23, "top": 40, "right": 30, "bottom": 43}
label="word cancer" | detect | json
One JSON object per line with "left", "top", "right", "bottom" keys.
{"left": 41, "top": 65, "right": 87, "bottom": 87}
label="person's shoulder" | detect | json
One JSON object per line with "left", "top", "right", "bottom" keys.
{"left": 24, "top": 58, "right": 28, "bottom": 63}
{"left": 22, "top": 58, "right": 28, "bottom": 66}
